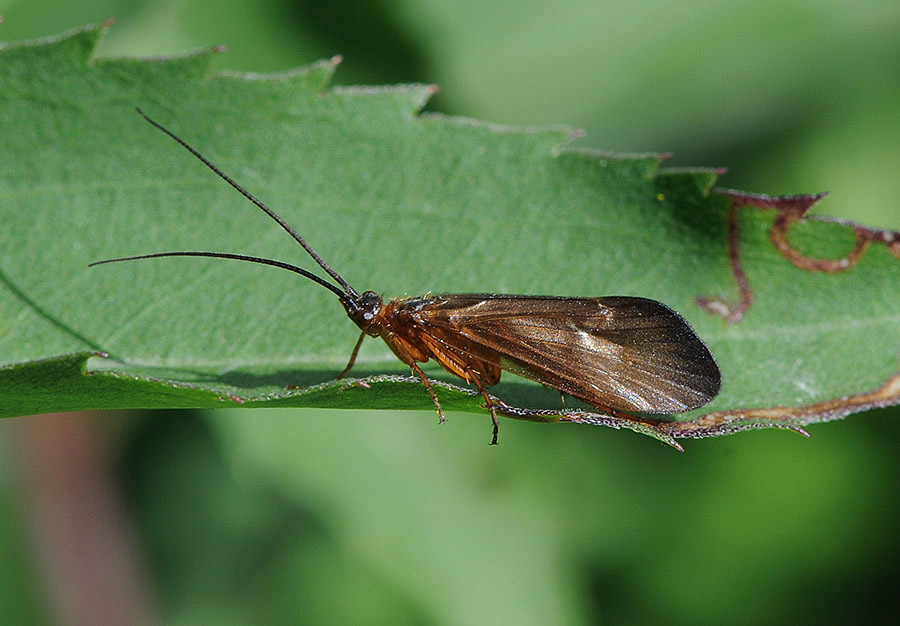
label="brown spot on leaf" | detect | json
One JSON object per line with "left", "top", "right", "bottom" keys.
{"left": 696, "top": 199, "right": 753, "bottom": 323}
{"left": 698, "top": 189, "right": 900, "bottom": 322}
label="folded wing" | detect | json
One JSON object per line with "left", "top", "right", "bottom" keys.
{"left": 408, "top": 294, "right": 721, "bottom": 414}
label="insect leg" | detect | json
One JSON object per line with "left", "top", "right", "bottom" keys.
{"left": 409, "top": 362, "right": 446, "bottom": 424}
{"left": 467, "top": 372, "right": 500, "bottom": 446}
{"left": 337, "top": 331, "right": 367, "bottom": 379}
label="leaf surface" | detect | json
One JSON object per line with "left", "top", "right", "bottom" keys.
{"left": 1, "top": 24, "right": 898, "bottom": 442}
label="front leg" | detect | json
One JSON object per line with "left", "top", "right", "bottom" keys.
{"left": 337, "top": 331, "right": 367, "bottom": 379}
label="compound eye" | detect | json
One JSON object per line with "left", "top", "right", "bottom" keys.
{"left": 346, "top": 291, "right": 383, "bottom": 331}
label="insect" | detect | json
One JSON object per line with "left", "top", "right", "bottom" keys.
{"left": 92, "top": 108, "right": 721, "bottom": 445}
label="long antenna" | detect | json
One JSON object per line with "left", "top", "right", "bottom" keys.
{"left": 134, "top": 107, "right": 360, "bottom": 300}
{"left": 89, "top": 251, "right": 347, "bottom": 299}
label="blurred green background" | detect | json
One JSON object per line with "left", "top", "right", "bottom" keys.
{"left": 1, "top": 1, "right": 899, "bottom": 624}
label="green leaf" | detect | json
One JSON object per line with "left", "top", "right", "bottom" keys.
{"left": 1, "top": 24, "right": 898, "bottom": 444}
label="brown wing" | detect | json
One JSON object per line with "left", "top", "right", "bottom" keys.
{"left": 402, "top": 294, "right": 721, "bottom": 414}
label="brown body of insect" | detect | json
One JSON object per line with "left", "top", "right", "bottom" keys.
{"left": 342, "top": 292, "right": 720, "bottom": 444}
{"left": 92, "top": 109, "right": 721, "bottom": 445}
